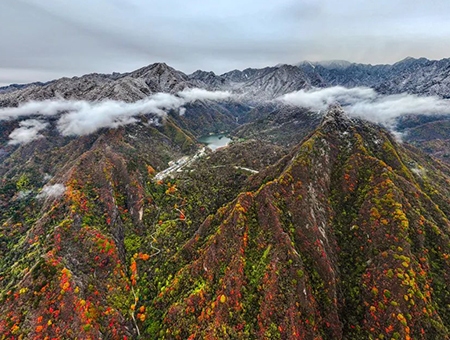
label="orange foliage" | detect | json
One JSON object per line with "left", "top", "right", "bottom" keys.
{"left": 138, "top": 253, "right": 150, "bottom": 261}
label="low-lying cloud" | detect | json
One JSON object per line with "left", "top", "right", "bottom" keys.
{"left": 8, "top": 119, "right": 49, "bottom": 145}
{"left": 278, "top": 86, "right": 450, "bottom": 130}
{"left": 0, "top": 89, "right": 232, "bottom": 143}
{"left": 178, "top": 88, "right": 232, "bottom": 102}
{"left": 37, "top": 183, "right": 66, "bottom": 199}
{"left": 278, "top": 87, "right": 376, "bottom": 110}
{"left": 4, "top": 86, "right": 449, "bottom": 145}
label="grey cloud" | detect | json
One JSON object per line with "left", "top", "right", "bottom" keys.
{"left": 2, "top": 0, "right": 450, "bottom": 85}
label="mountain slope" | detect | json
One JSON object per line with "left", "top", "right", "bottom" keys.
{"left": 233, "top": 103, "right": 321, "bottom": 147}
{"left": 377, "top": 58, "right": 450, "bottom": 97}
{"left": 300, "top": 62, "right": 390, "bottom": 88}
{"left": 2, "top": 103, "right": 450, "bottom": 339}
{"left": 144, "top": 105, "right": 450, "bottom": 339}
{"left": 0, "top": 115, "right": 200, "bottom": 338}
{"left": 190, "top": 65, "right": 322, "bottom": 100}
{"left": 228, "top": 65, "right": 321, "bottom": 100}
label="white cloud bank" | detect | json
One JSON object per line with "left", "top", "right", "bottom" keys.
{"left": 278, "top": 86, "right": 450, "bottom": 129}
{"left": 0, "top": 89, "right": 232, "bottom": 143}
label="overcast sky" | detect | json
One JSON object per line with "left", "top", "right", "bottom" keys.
{"left": 1, "top": 0, "right": 449, "bottom": 86}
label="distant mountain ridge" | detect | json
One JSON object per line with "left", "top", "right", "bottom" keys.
{"left": 299, "top": 57, "right": 450, "bottom": 97}
{"left": 0, "top": 63, "right": 196, "bottom": 106}
{"left": 2, "top": 57, "right": 450, "bottom": 107}
{"left": 190, "top": 57, "right": 450, "bottom": 98}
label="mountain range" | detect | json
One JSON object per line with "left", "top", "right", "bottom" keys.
{"left": 1, "top": 57, "right": 450, "bottom": 339}
{"left": 2, "top": 57, "right": 450, "bottom": 106}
